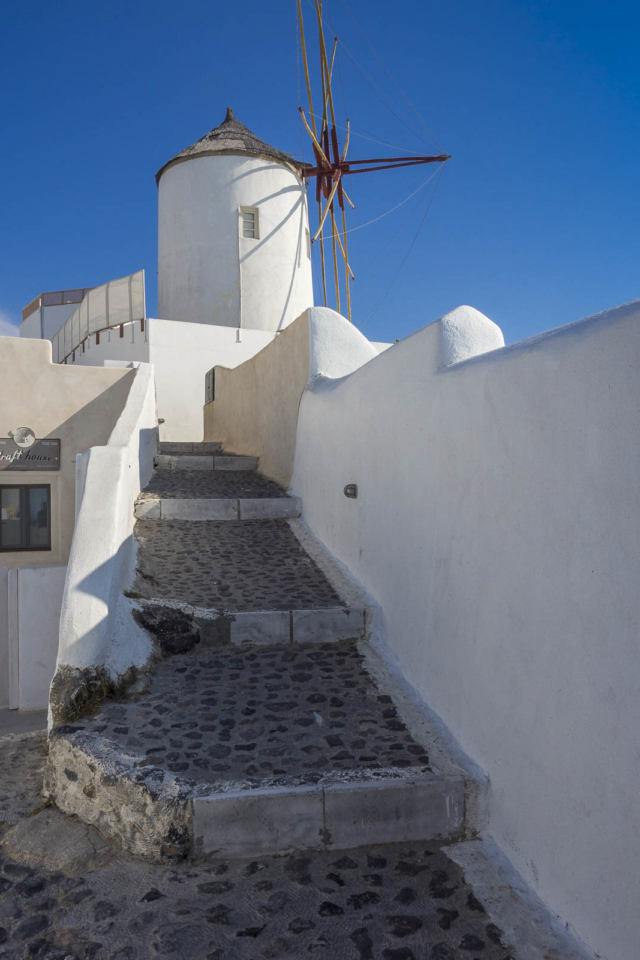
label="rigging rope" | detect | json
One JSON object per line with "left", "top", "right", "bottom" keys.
{"left": 315, "top": 164, "right": 442, "bottom": 240}
{"left": 305, "top": 110, "right": 425, "bottom": 156}
{"left": 360, "top": 164, "right": 444, "bottom": 329}
{"left": 337, "top": 40, "right": 436, "bottom": 152}
{"left": 335, "top": 0, "right": 444, "bottom": 152}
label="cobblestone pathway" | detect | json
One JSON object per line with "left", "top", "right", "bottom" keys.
{"left": 80, "top": 640, "right": 432, "bottom": 787}
{"left": 139, "top": 470, "right": 288, "bottom": 501}
{"left": 0, "top": 734, "right": 515, "bottom": 960}
{"left": 134, "top": 519, "right": 344, "bottom": 611}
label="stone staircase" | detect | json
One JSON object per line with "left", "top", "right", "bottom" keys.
{"left": 155, "top": 441, "right": 259, "bottom": 473}
{"left": 46, "top": 443, "right": 480, "bottom": 865}
{"left": 135, "top": 442, "right": 301, "bottom": 521}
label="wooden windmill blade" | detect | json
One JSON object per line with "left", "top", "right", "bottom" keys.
{"left": 314, "top": 0, "right": 351, "bottom": 318}
{"left": 296, "top": 0, "right": 450, "bottom": 324}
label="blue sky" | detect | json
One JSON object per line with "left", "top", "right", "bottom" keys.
{"left": 1, "top": 0, "right": 638, "bottom": 345}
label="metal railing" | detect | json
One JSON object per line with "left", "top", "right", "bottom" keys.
{"left": 22, "top": 287, "right": 94, "bottom": 322}
{"left": 51, "top": 270, "right": 146, "bottom": 364}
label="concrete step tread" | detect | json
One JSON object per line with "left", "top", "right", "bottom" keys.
{"left": 155, "top": 453, "right": 258, "bottom": 472}
{"left": 8, "top": 733, "right": 581, "bottom": 959}
{"left": 47, "top": 639, "right": 467, "bottom": 860}
{"left": 134, "top": 497, "right": 302, "bottom": 521}
{"left": 64, "top": 639, "right": 434, "bottom": 789}
{"left": 134, "top": 518, "right": 344, "bottom": 613}
{"left": 158, "top": 442, "right": 222, "bottom": 454}
{"left": 136, "top": 598, "right": 365, "bottom": 645}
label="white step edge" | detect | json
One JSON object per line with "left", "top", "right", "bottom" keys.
{"left": 232, "top": 607, "right": 365, "bottom": 645}
{"left": 158, "top": 442, "right": 222, "bottom": 455}
{"left": 214, "top": 456, "right": 258, "bottom": 471}
{"left": 137, "top": 598, "right": 366, "bottom": 645}
{"left": 154, "top": 454, "right": 214, "bottom": 470}
{"left": 134, "top": 497, "right": 302, "bottom": 521}
{"left": 154, "top": 454, "right": 259, "bottom": 471}
{"left": 193, "top": 773, "right": 465, "bottom": 859}
{"left": 238, "top": 497, "right": 301, "bottom": 519}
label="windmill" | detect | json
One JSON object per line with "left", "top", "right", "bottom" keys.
{"left": 296, "top": 0, "right": 450, "bottom": 323}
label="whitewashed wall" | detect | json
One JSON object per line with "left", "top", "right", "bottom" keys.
{"left": 0, "top": 565, "right": 67, "bottom": 712}
{"left": 204, "top": 308, "right": 378, "bottom": 486}
{"left": 149, "top": 320, "right": 274, "bottom": 441}
{"left": 54, "top": 362, "right": 157, "bottom": 708}
{"left": 19, "top": 313, "right": 42, "bottom": 339}
{"left": 65, "top": 318, "right": 275, "bottom": 441}
{"left": 0, "top": 565, "right": 8, "bottom": 709}
{"left": 291, "top": 299, "right": 640, "bottom": 960}
{"left": 158, "top": 155, "right": 313, "bottom": 331}
{"left": 68, "top": 324, "right": 150, "bottom": 368}
{"left": 20, "top": 303, "right": 82, "bottom": 341}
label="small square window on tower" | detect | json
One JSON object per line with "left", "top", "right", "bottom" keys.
{"left": 240, "top": 207, "right": 259, "bottom": 240}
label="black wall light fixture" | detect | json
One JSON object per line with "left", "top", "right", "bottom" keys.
{"left": 344, "top": 484, "right": 358, "bottom": 499}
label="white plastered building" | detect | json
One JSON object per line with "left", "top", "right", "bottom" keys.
{"left": 18, "top": 108, "right": 315, "bottom": 440}
{"left": 157, "top": 106, "right": 313, "bottom": 331}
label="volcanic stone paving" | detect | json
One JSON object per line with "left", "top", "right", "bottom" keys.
{"left": 134, "top": 519, "right": 344, "bottom": 611}
{"left": 0, "top": 734, "right": 47, "bottom": 829}
{"left": 80, "top": 640, "right": 431, "bottom": 787}
{"left": 0, "top": 735, "right": 516, "bottom": 960}
{"left": 139, "top": 470, "right": 288, "bottom": 501}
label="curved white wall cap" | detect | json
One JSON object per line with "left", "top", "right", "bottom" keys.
{"left": 437, "top": 305, "right": 505, "bottom": 368}
{"left": 306, "top": 307, "right": 379, "bottom": 384}
{"left": 496, "top": 294, "right": 640, "bottom": 357}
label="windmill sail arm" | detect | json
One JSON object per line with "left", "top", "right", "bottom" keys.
{"left": 345, "top": 157, "right": 449, "bottom": 175}
{"left": 303, "top": 154, "right": 450, "bottom": 176}
{"left": 299, "top": 109, "right": 329, "bottom": 164}
{"left": 312, "top": 176, "right": 341, "bottom": 242}
{"left": 345, "top": 154, "right": 450, "bottom": 166}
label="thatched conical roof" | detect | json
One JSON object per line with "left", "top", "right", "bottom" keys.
{"left": 156, "top": 107, "right": 304, "bottom": 184}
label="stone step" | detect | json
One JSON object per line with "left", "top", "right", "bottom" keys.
{"left": 138, "top": 599, "right": 366, "bottom": 645}
{"left": 46, "top": 639, "right": 472, "bottom": 862}
{"left": 9, "top": 730, "right": 583, "bottom": 958}
{"left": 155, "top": 454, "right": 258, "bottom": 471}
{"left": 134, "top": 496, "right": 302, "bottom": 521}
{"left": 133, "top": 519, "right": 345, "bottom": 614}
{"left": 193, "top": 772, "right": 464, "bottom": 860}
{"left": 141, "top": 466, "right": 289, "bottom": 501}
{"left": 158, "top": 441, "right": 222, "bottom": 455}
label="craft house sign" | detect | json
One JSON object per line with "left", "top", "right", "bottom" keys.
{"left": 0, "top": 429, "right": 60, "bottom": 471}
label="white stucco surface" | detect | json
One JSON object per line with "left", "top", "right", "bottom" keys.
{"left": 149, "top": 320, "right": 274, "bottom": 441}
{"left": 0, "top": 337, "right": 134, "bottom": 569}
{"left": 307, "top": 307, "right": 379, "bottom": 380}
{"left": 0, "top": 336, "right": 129, "bottom": 713}
{"left": 205, "top": 307, "right": 379, "bottom": 485}
{"left": 20, "top": 303, "right": 81, "bottom": 341}
{"left": 289, "top": 299, "right": 640, "bottom": 960}
{"left": 158, "top": 155, "right": 313, "bottom": 331}
{"left": 65, "top": 318, "right": 275, "bottom": 441}
{"left": 15, "top": 565, "right": 67, "bottom": 711}
{"left": 68, "top": 323, "right": 150, "bottom": 367}
{"left": 19, "top": 312, "right": 41, "bottom": 340}
{"left": 54, "top": 363, "right": 157, "bottom": 701}
{"left": 0, "top": 565, "right": 8, "bottom": 709}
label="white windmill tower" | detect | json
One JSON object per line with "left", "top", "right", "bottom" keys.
{"left": 156, "top": 107, "right": 314, "bottom": 333}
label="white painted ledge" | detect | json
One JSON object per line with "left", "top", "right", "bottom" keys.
{"left": 134, "top": 497, "right": 302, "bottom": 521}
{"left": 193, "top": 772, "right": 465, "bottom": 859}
{"left": 154, "top": 454, "right": 259, "bottom": 471}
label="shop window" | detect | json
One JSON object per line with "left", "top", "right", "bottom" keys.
{"left": 0, "top": 485, "right": 51, "bottom": 551}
